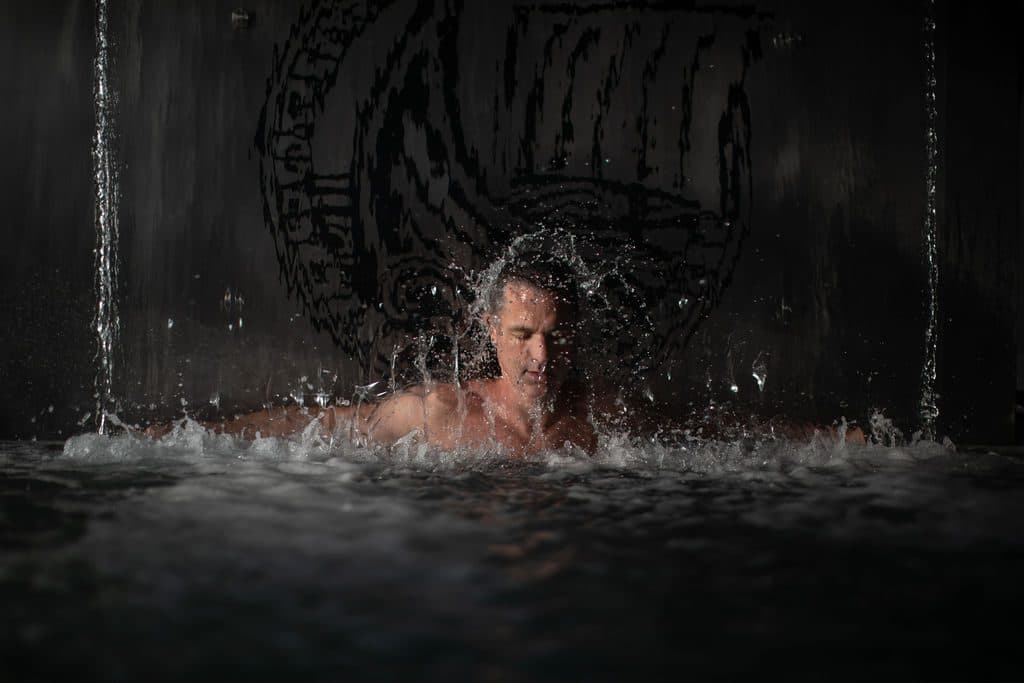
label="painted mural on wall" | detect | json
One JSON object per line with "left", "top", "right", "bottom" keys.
{"left": 256, "top": 0, "right": 764, "bottom": 380}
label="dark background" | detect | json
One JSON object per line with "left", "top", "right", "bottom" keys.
{"left": 0, "top": 0, "right": 1019, "bottom": 444}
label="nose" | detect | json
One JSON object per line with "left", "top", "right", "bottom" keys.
{"left": 530, "top": 334, "right": 549, "bottom": 368}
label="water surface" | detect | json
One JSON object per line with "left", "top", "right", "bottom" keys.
{"left": 3, "top": 429, "right": 1022, "bottom": 680}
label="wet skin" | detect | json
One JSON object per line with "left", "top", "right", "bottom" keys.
{"left": 333, "top": 281, "right": 598, "bottom": 455}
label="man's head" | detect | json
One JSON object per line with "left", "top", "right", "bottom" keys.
{"left": 485, "top": 252, "right": 580, "bottom": 402}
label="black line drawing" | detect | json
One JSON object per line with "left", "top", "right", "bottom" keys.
{"left": 256, "top": 0, "right": 763, "bottom": 379}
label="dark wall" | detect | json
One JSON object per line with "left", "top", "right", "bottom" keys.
{"left": 1, "top": 1, "right": 96, "bottom": 440}
{"left": 937, "top": 2, "right": 1020, "bottom": 443}
{"left": 1, "top": 0, "right": 1019, "bottom": 443}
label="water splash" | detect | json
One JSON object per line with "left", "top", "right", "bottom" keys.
{"left": 919, "top": 0, "right": 940, "bottom": 440}
{"left": 92, "top": 0, "right": 120, "bottom": 435}
{"left": 466, "top": 228, "right": 656, "bottom": 386}
{"left": 62, "top": 415, "right": 961, "bottom": 476}
{"left": 869, "top": 410, "right": 904, "bottom": 448}
{"left": 751, "top": 351, "right": 768, "bottom": 392}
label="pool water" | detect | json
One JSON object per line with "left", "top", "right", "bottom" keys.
{"left": 3, "top": 426, "right": 1023, "bottom": 681}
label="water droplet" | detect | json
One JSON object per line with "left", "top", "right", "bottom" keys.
{"left": 430, "top": 285, "right": 438, "bottom": 296}
{"left": 752, "top": 352, "right": 768, "bottom": 392}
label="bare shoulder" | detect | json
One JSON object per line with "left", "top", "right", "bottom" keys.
{"left": 340, "top": 387, "right": 433, "bottom": 443}
{"left": 418, "top": 382, "right": 462, "bottom": 410}
{"left": 463, "top": 378, "right": 497, "bottom": 403}
{"left": 409, "top": 382, "right": 482, "bottom": 445}
{"left": 380, "top": 385, "right": 464, "bottom": 428}
{"left": 421, "top": 381, "right": 493, "bottom": 421}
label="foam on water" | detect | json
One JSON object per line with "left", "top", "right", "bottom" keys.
{"left": 59, "top": 417, "right": 960, "bottom": 479}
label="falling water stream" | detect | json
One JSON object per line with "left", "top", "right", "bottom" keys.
{"left": 91, "top": 0, "right": 120, "bottom": 435}
{"left": 919, "top": 0, "right": 940, "bottom": 439}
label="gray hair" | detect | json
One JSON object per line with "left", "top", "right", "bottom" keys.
{"left": 487, "top": 251, "right": 580, "bottom": 315}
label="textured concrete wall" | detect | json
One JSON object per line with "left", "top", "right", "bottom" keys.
{"left": 0, "top": 0, "right": 1018, "bottom": 443}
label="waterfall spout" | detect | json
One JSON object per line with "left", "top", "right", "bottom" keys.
{"left": 92, "top": 0, "right": 120, "bottom": 434}
{"left": 919, "top": 0, "right": 940, "bottom": 440}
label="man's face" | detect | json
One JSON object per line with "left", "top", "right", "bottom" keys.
{"left": 487, "top": 282, "right": 577, "bottom": 402}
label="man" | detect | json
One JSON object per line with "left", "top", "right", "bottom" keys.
{"left": 182, "top": 252, "right": 601, "bottom": 454}
{"left": 149, "top": 251, "right": 865, "bottom": 450}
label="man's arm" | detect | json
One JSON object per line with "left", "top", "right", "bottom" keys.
{"left": 331, "top": 388, "right": 431, "bottom": 444}
{"left": 143, "top": 404, "right": 334, "bottom": 440}
{"left": 206, "top": 405, "right": 333, "bottom": 439}
{"left": 145, "top": 387, "right": 434, "bottom": 444}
